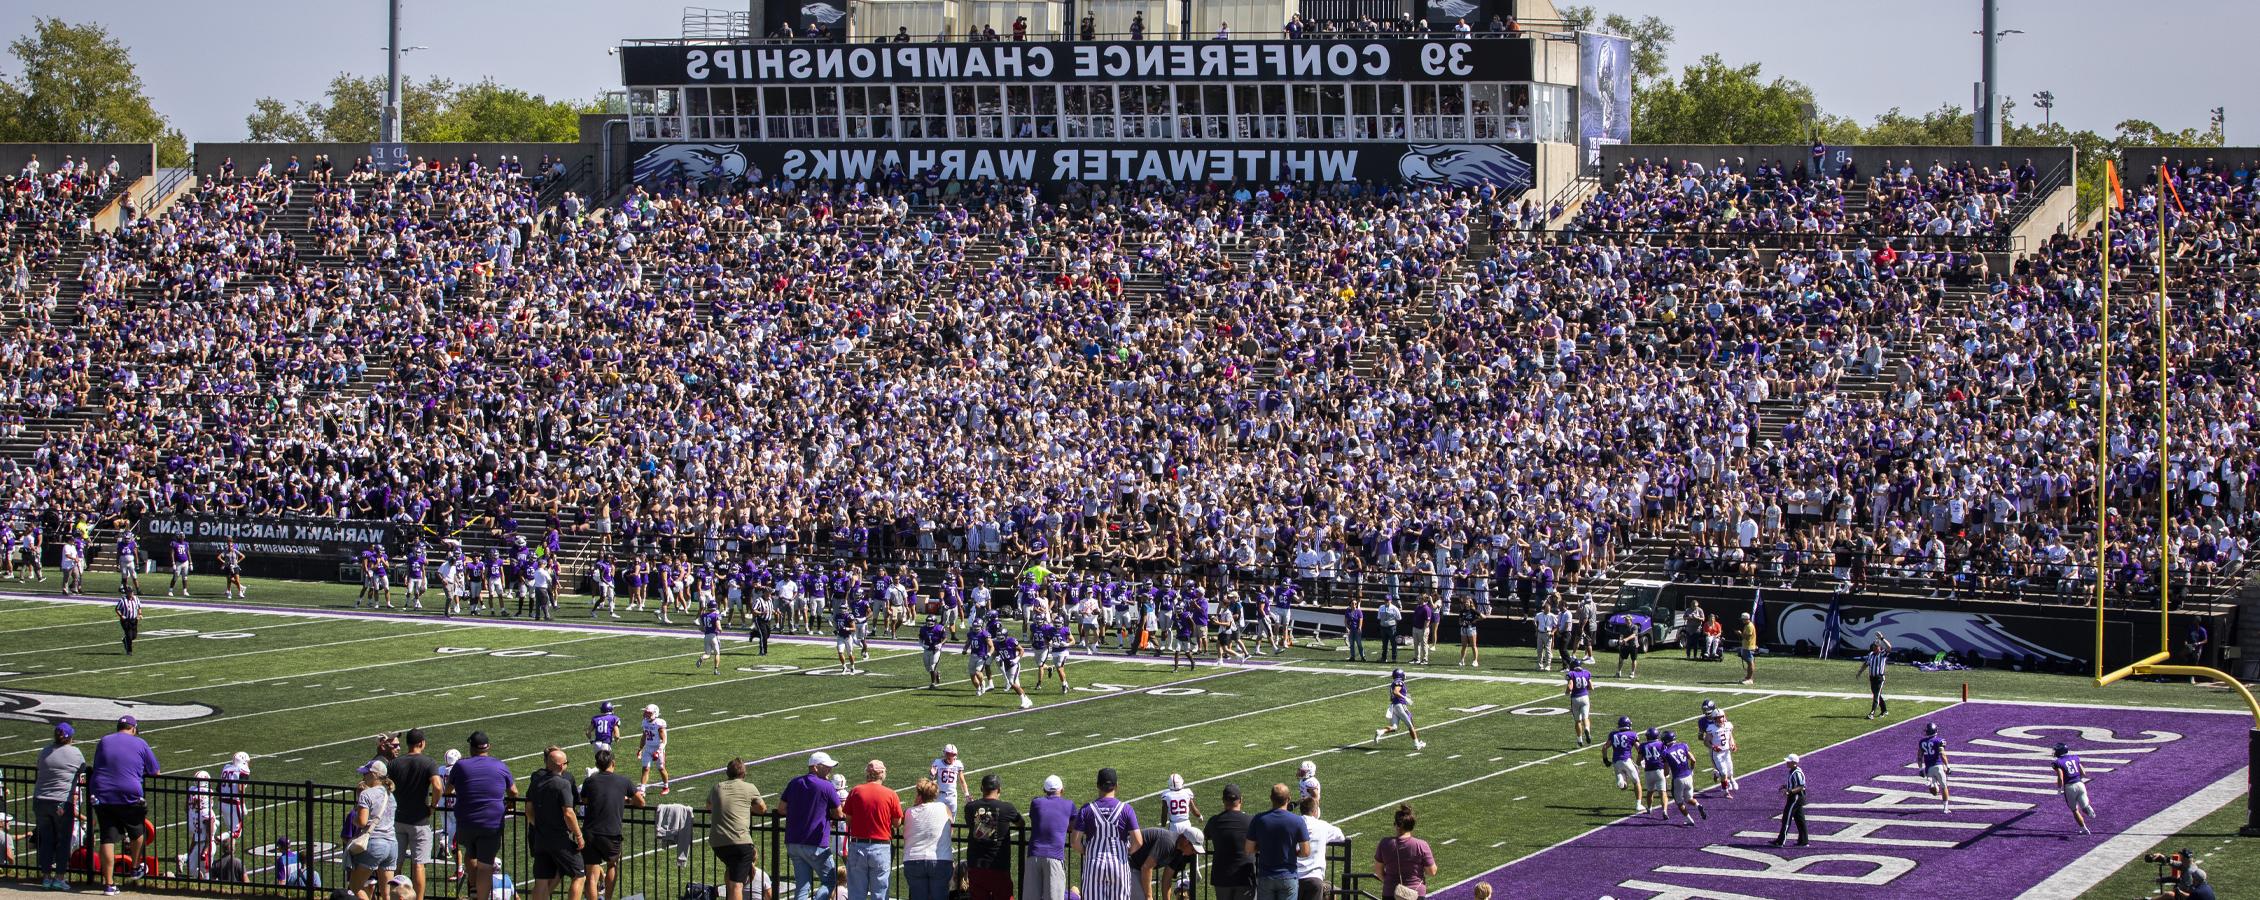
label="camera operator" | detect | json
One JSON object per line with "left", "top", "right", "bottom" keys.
{"left": 2144, "top": 849, "right": 2214, "bottom": 900}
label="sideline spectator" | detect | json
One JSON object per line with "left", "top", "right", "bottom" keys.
{"left": 89, "top": 716, "right": 159, "bottom": 896}
{"left": 962, "top": 774, "right": 1022, "bottom": 900}
{"left": 1371, "top": 805, "right": 1433, "bottom": 900}
{"left": 1203, "top": 784, "right": 1253, "bottom": 900}
{"left": 783, "top": 753, "right": 845, "bottom": 900}
{"left": 390, "top": 729, "right": 445, "bottom": 900}
{"left": 528, "top": 747, "right": 585, "bottom": 900}
{"left": 1293, "top": 798, "right": 1341, "bottom": 900}
{"left": 902, "top": 778, "right": 953, "bottom": 900}
{"left": 1247, "top": 785, "right": 1307, "bottom": 900}
{"left": 446, "top": 732, "right": 519, "bottom": 900}
{"left": 346, "top": 760, "right": 399, "bottom": 900}
{"left": 34, "top": 722, "right": 84, "bottom": 890}
{"left": 844, "top": 760, "right": 903, "bottom": 900}
{"left": 1073, "top": 768, "right": 1142, "bottom": 900}
{"left": 1024, "top": 775, "right": 1073, "bottom": 900}
{"left": 580, "top": 748, "right": 640, "bottom": 900}
{"left": 707, "top": 757, "right": 770, "bottom": 900}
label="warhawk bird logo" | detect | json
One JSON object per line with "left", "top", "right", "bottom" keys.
{"left": 1398, "top": 144, "right": 1534, "bottom": 192}
{"left": 1429, "top": 0, "right": 1480, "bottom": 19}
{"left": 801, "top": 2, "right": 848, "bottom": 25}
{"left": 0, "top": 678, "right": 218, "bottom": 724}
{"left": 631, "top": 144, "right": 749, "bottom": 186}
{"left": 1775, "top": 605, "right": 2076, "bottom": 663}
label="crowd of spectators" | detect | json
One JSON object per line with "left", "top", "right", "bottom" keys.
{"left": 0, "top": 147, "right": 2247, "bottom": 614}
{"left": 1572, "top": 156, "right": 2033, "bottom": 249}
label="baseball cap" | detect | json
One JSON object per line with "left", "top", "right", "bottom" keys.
{"left": 363, "top": 759, "right": 389, "bottom": 779}
{"left": 117, "top": 715, "right": 137, "bottom": 730}
{"left": 1042, "top": 775, "right": 1064, "bottom": 794}
{"left": 808, "top": 751, "right": 838, "bottom": 769}
{"left": 1221, "top": 783, "right": 1242, "bottom": 802}
{"left": 1096, "top": 767, "right": 1118, "bottom": 790}
{"left": 1783, "top": 754, "right": 1800, "bottom": 765}
{"left": 643, "top": 703, "right": 661, "bottom": 715}
{"left": 1173, "top": 824, "right": 1206, "bottom": 852}
{"left": 943, "top": 744, "right": 958, "bottom": 756}
{"left": 53, "top": 722, "right": 73, "bottom": 738}
{"left": 468, "top": 731, "right": 491, "bottom": 750}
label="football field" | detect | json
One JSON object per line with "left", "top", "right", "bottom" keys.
{"left": 0, "top": 581, "right": 2251, "bottom": 899}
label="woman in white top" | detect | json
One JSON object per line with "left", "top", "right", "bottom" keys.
{"left": 902, "top": 779, "right": 955, "bottom": 900}
{"left": 346, "top": 760, "right": 398, "bottom": 900}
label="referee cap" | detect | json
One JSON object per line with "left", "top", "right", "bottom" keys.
{"left": 1784, "top": 753, "right": 1800, "bottom": 765}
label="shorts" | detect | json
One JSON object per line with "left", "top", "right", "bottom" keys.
{"left": 923, "top": 648, "right": 942, "bottom": 671}
{"left": 95, "top": 802, "right": 146, "bottom": 845}
{"left": 1670, "top": 775, "right": 1695, "bottom": 804}
{"left": 1640, "top": 769, "right": 1665, "bottom": 794}
{"left": 395, "top": 823, "right": 434, "bottom": 864}
{"left": 1044, "top": 649, "right": 1068, "bottom": 667}
{"left": 1924, "top": 764, "right": 1948, "bottom": 792}
{"left": 705, "top": 634, "right": 723, "bottom": 656}
{"left": 1612, "top": 758, "right": 1639, "bottom": 789}
{"left": 640, "top": 743, "right": 665, "bottom": 770}
{"left": 1618, "top": 642, "right": 1641, "bottom": 660}
{"left": 836, "top": 635, "right": 855, "bottom": 654}
{"left": 1388, "top": 703, "right": 1414, "bottom": 729}
{"left": 1737, "top": 648, "right": 1755, "bottom": 663}
{"left": 1569, "top": 695, "right": 1590, "bottom": 720}
{"left": 457, "top": 825, "right": 502, "bottom": 864}
{"left": 713, "top": 842, "right": 755, "bottom": 883}
{"left": 2062, "top": 781, "right": 2091, "bottom": 813}
{"left": 349, "top": 835, "right": 400, "bottom": 872}
{"left": 582, "top": 833, "right": 622, "bottom": 867}
{"left": 1172, "top": 635, "right": 1192, "bottom": 652}
{"left": 1711, "top": 751, "right": 1735, "bottom": 780}
{"left": 1003, "top": 662, "right": 1023, "bottom": 689}
{"left": 532, "top": 845, "right": 587, "bottom": 880}
{"left": 969, "top": 653, "right": 989, "bottom": 676}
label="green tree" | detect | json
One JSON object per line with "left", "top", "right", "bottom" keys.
{"left": 0, "top": 18, "right": 187, "bottom": 165}
{"left": 423, "top": 80, "right": 599, "bottom": 143}
{"left": 1557, "top": 5, "right": 1675, "bottom": 87}
{"left": 1633, "top": 53, "right": 1819, "bottom": 144}
{"left": 245, "top": 73, "right": 455, "bottom": 143}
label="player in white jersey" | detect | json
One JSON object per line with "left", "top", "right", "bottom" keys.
{"left": 185, "top": 770, "right": 218, "bottom": 879}
{"left": 1706, "top": 711, "right": 1739, "bottom": 798}
{"left": 1295, "top": 762, "right": 1322, "bottom": 817}
{"left": 638, "top": 703, "right": 672, "bottom": 794}
{"left": 58, "top": 538, "right": 82, "bottom": 595}
{"left": 218, "top": 753, "right": 251, "bottom": 840}
{"left": 1160, "top": 774, "right": 1201, "bottom": 830}
{"left": 930, "top": 745, "right": 967, "bottom": 816}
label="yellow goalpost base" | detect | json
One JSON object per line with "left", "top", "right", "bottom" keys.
{"left": 2094, "top": 651, "right": 2173, "bottom": 689}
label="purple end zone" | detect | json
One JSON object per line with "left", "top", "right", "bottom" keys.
{"left": 1438, "top": 701, "right": 2248, "bottom": 899}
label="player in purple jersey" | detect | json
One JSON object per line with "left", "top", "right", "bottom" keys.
{"left": 588, "top": 702, "right": 623, "bottom": 751}
{"left": 832, "top": 605, "right": 860, "bottom": 674}
{"left": 1636, "top": 728, "right": 1668, "bottom": 816}
{"left": 1038, "top": 615, "right": 1073, "bottom": 693}
{"left": 1604, "top": 716, "right": 1644, "bottom": 811}
{"left": 2052, "top": 743, "right": 2095, "bottom": 834}
{"left": 165, "top": 538, "right": 192, "bottom": 597}
{"left": 919, "top": 615, "right": 948, "bottom": 688}
{"left": 1563, "top": 659, "right": 1594, "bottom": 747}
{"left": 966, "top": 623, "right": 994, "bottom": 695}
{"left": 116, "top": 532, "right": 140, "bottom": 592}
{"left": 1917, "top": 723, "right": 1952, "bottom": 813}
{"left": 1660, "top": 731, "right": 1707, "bottom": 825}
{"left": 696, "top": 603, "right": 726, "bottom": 674}
{"left": 996, "top": 633, "right": 1033, "bottom": 709}
{"left": 368, "top": 545, "right": 394, "bottom": 609}
{"left": 591, "top": 556, "right": 619, "bottom": 618}
{"left": 1374, "top": 669, "right": 1426, "bottom": 750}
{"left": 1168, "top": 606, "right": 1199, "bottom": 671}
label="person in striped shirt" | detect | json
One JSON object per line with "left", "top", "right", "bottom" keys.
{"left": 1855, "top": 637, "right": 1893, "bottom": 719}
{"left": 115, "top": 587, "right": 142, "bottom": 655}
{"left": 1772, "top": 754, "right": 1808, "bottom": 847}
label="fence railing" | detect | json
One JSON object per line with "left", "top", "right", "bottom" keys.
{"left": 2, "top": 766, "right": 1357, "bottom": 900}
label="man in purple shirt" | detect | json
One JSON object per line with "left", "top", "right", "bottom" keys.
{"left": 445, "top": 732, "right": 519, "bottom": 900}
{"left": 90, "top": 716, "right": 159, "bottom": 894}
{"left": 1023, "top": 774, "right": 1075, "bottom": 900}
{"left": 783, "top": 752, "right": 845, "bottom": 900}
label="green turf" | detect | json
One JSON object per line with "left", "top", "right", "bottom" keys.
{"left": 0, "top": 576, "right": 2252, "bottom": 897}
{"left": 2086, "top": 798, "right": 2259, "bottom": 899}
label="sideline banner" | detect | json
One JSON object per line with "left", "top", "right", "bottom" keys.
{"left": 138, "top": 515, "right": 399, "bottom": 559}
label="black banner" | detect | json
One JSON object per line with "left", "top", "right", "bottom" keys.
{"left": 138, "top": 515, "right": 400, "bottom": 559}
{"left": 629, "top": 139, "right": 1535, "bottom": 191}
{"left": 622, "top": 37, "right": 1532, "bottom": 86}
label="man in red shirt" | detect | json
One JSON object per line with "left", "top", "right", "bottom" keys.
{"left": 844, "top": 760, "right": 905, "bottom": 900}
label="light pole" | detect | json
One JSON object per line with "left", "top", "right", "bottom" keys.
{"left": 2032, "top": 90, "right": 2054, "bottom": 129}
{"left": 1972, "top": 0, "right": 2022, "bottom": 146}
{"left": 379, "top": 0, "right": 429, "bottom": 144}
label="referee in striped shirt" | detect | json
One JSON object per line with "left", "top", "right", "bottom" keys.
{"left": 1772, "top": 754, "right": 1807, "bottom": 847}
{"left": 116, "top": 586, "right": 143, "bottom": 655}
{"left": 1854, "top": 637, "right": 1892, "bottom": 719}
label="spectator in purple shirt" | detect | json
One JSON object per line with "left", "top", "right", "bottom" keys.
{"left": 1023, "top": 775, "right": 1075, "bottom": 900}
{"left": 89, "top": 715, "right": 159, "bottom": 894}
{"left": 783, "top": 752, "right": 846, "bottom": 900}
{"left": 445, "top": 732, "right": 519, "bottom": 900}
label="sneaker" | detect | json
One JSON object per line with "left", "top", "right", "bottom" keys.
{"left": 102, "top": 888, "right": 118, "bottom": 897}
{"left": 660, "top": 784, "right": 671, "bottom": 795}
{"left": 1020, "top": 695, "right": 1033, "bottom": 709}
{"left": 1794, "top": 840, "right": 1808, "bottom": 846}
{"left": 1374, "top": 729, "right": 1385, "bottom": 745}
{"left": 1697, "top": 805, "right": 1707, "bottom": 820}
{"left": 1413, "top": 740, "right": 1427, "bottom": 750}
{"left": 1635, "top": 805, "right": 1648, "bottom": 814}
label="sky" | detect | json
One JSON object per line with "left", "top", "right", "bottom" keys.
{"left": 0, "top": 0, "right": 2249, "bottom": 146}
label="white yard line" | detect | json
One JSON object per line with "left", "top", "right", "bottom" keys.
{"left": 0, "top": 616, "right": 334, "bottom": 658}
{"left": 2014, "top": 767, "right": 2251, "bottom": 900}
{"left": 128, "top": 634, "right": 614, "bottom": 698}
{"left": 6, "top": 625, "right": 474, "bottom": 680}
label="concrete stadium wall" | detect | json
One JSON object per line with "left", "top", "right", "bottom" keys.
{"left": 0, "top": 142, "right": 158, "bottom": 182}
{"left": 1598, "top": 144, "right": 2076, "bottom": 182}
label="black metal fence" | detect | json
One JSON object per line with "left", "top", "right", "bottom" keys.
{"left": 3, "top": 767, "right": 1356, "bottom": 900}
